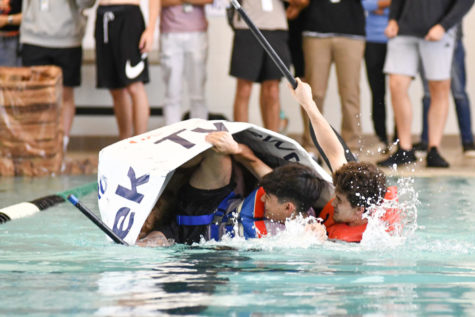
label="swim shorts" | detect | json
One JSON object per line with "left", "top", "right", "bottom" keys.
{"left": 95, "top": 5, "right": 149, "bottom": 89}
{"left": 230, "top": 29, "right": 291, "bottom": 82}
{"left": 21, "top": 44, "right": 82, "bottom": 87}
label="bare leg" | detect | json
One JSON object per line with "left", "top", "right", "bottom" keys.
{"left": 126, "top": 81, "right": 150, "bottom": 136}
{"left": 389, "top": 74, "right": 413, "bottom": 150}
{"left": 62, "top": 86, "right": 75, "bottom": 137}
{"left": 110, "top": 88, "right": 133, "bottom": 139}
{"left": 136, "top": 231, "right": 171, "bottom": 247}
{"left": 260, "top": 80, "right": 280, "bottom": 132}
{"left": 189, "top": 149, "right": 233, "bottom": 190}
{"left": 427, "top": 79, "right": 450, "bottom": 148}
{"left": 233, "top": 78, "right": 253, "bottom": 122}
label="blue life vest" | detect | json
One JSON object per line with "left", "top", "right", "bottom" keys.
{"left": 175, "top": 187, "right": 270, "bottom": 241}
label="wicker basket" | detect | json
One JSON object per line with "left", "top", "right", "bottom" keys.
{"left": 0, "top": 66, "right": 64, "bottom": 176}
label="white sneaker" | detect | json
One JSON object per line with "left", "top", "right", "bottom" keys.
{"left": 463, "top": 143, "right": 475, "bottom": 158}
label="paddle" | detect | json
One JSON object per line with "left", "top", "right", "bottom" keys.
{"left": 0, "top": 181, "right": 97, "bottom": 225}
{"left": 229, "top": 0, "right": 356, "bottom": 171}
{"left": 68, "top": 194, "right": 128, "bottom": 245}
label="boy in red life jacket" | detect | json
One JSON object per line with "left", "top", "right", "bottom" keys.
{"left": 289, "top": 78, "right": 397, "bottom": 242}
{"left": 137, "top": 131, "right": 327, "bottom": 246}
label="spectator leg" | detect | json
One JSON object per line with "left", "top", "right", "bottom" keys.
{"left": 62, "top": 86, "right": 75, "bottom": 137}
{"left": 161, "top": 34, "right": 185, "bottom": 125}
{"left": 186, "top": 32, "right": 208, "bottom": 120}
{"left": 389, "top": 74, "right": 413, "bottom": 150}
{"left": 260, "top": 80, "right": 280, "bottom": 132}
{"left": 233, "top": 79, "right": 253, "bottom": 123}
{"left": 333, "top": 37, "right": 364, "bottom": 150}
{"left": 427, "top": 79, "right": 450, "bottom": 148}
{"left": 126, "top": 81, "right": 150, "bottom": 136}
{"left": 110, "top": 88, "right": 133, "bottom": 140}
{"left": 451, "top": 40, "right": 474, "bottom": 145}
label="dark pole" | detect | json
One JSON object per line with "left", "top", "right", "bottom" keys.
{"left": 68, "top": 194, "right": 128, "bottom": 246}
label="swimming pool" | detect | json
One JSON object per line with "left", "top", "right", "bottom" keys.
{"left": 1, "top": 176, "right": 474, "bottom": 316}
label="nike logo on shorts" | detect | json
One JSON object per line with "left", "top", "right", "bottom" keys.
{"left": 125, "top": 54, "right": 148, "bottom": 79}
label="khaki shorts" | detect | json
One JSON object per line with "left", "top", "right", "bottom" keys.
{"left": 384, "top": 28, "right": 456, "bottom": 81}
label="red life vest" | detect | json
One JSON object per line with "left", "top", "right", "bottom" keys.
{"left": 240, "top": 187, "right": 268, "bottom": 238}
{"left": 320, "top": 186, "right": 400, "bottom": 243}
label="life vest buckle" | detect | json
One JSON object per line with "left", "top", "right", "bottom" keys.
{"left": 212, "top": 214, "right": 224, "bottom": 225}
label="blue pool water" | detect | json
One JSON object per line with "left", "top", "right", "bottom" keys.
{"left": 1, "top": 176, "right": 475, "bottom": 316}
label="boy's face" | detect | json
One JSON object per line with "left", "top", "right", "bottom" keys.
{"left": 261, "top": 192, "right": 294, "bottom": 223}
{"left": 332, "top": 191, "right": 364, "bottom": 224}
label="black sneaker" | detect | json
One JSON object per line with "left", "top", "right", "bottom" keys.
{"left": 377, "top": 148, "right": 417, "bottom": 167}
{"left": 426, "top": 147, "right": 449, "bottom": 168}
{"left": 463, "top": 142, "right": 475, "bottom": 158}
{"left": 412, "top": 141, "right": 428, "bottom": 153}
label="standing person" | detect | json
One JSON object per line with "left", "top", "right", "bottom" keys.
{"left": 230, "top": 0, "right": 291, "bottom": 132}
{"left": 160, "top": 0, "right": 212, "bottom": 125}
{"left": 414, "top": 23, "right": 475, "bottom": 158}
{"left": 362, "top": 0, "right": 391, "bottom": 153}
{"left": 20, "top": 0, "right": 96, "bottom": 150}
{"left": 0, "top": 0, "right": 22, "bottom": 66}
{"left": 378, "top": 0, "right": 474, "bottom": 168}
{"left": 301, "top": 0, "right": 366, "bottom": 151}
{"left": 286, "top": 0, "right": 312, "bottom": 148}
{"left": 95, "top": 0, "right": 159, "bottom": 140}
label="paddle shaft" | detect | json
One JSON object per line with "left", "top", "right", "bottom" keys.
{"left": 68, "top": 194, "right": 128, "bottom": 246}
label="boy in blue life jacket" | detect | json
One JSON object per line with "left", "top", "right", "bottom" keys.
{"left": 137, "top": 131, "right": 327, "bottom": 246}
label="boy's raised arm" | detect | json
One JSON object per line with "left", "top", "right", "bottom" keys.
{"left": 289, "top": 78, "right": 347, "bottom": 172}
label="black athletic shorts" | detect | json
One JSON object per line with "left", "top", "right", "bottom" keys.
{"left": 95, "top": 5, "right": 149, "bottom": 89}
{"left": 21, "top": 44, "right": 82, "bottom": 87}
{"left": 158, "top": 182, "right": 235, "bottom": 244}
{"left": 230, "top": 29, "right": 291, "bottom": 83}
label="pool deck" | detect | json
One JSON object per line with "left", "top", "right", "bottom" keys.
{"left": 66, "top": 134, "right": 475, "bottom": 177}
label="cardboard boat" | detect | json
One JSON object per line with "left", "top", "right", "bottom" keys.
{"left": 97, "top": 119, "right": 334, "bottom": 245}
{"left": 0, "top": 66, "right": 63, "bottom": 176}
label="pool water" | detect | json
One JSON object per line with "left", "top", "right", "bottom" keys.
{"left": 1, "top": 176, "right": 475, "bottom": 316}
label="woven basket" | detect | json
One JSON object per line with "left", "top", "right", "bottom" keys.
{"left": 0, "top": 66, "right": 64, "bottom": 176}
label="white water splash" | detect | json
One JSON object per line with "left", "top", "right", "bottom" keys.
{"left": 360, "top": 177, "right": 419, "bottom": 249}
{"left": 199, "top": 215, "right": 327, "bottom": 251}
{"left": 199, "top": 178, "right": 419, "bottom": 251}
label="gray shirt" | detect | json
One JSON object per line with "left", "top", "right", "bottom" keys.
{"left": 233, "top": 0, "right": 288, "bottom": 31}
{"left": 20, "top": 0, "right": 96, "bottom": 48}
{"left": 389, "top": 0, "right": 474, "bottom": 37}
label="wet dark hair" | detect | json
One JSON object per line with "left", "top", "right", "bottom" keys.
{"left": 259, "top": 163, "right": 325, "bottom": 214}
{"left": 332, "top": 162, "right": 387, "bottom": 209}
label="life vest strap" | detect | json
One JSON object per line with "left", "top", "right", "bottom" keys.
{"left": 176, "top": 191, "right": 239, "bottom": 241}
{"left": 176, "top": 214, "right": 214, "bottom": 226}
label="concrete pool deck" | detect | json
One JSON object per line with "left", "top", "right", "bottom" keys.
{"left": 66, "top": 134, "right": 475, "bottom": 177}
